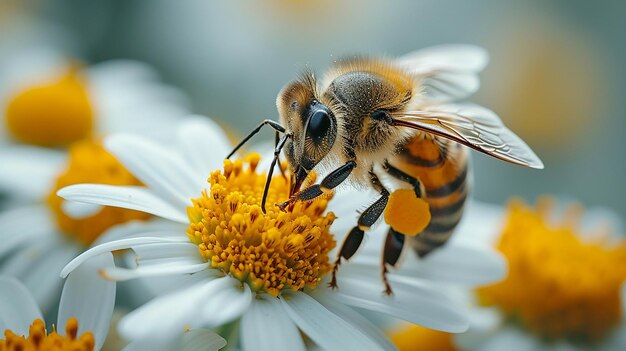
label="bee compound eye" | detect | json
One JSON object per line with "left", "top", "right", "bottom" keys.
{"left": 307, "top": 108, "right": 332, "bottom": 143}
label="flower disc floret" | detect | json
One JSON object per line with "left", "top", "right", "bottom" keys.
{"left": 0, "top": 318, "right": 94, "bottom": 351}
{"left": 186, "top": 154, "right": 336, "bottom": 296}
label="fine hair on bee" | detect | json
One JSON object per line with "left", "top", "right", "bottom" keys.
{"left": 227, "top": 45, "right": 543, "bottom": 295}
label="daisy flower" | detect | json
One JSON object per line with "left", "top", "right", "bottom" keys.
{"left": 0, "top": 45, "right": 189, "bottom": 147}
{"left": 58, "top": 117, "right": 506, "bottom": 350}
{"left": 389, "top": 198, "right": 626, "bottom": 351}
{"left": 0, "top": 51, "right": 191, "bottom": 313}
{"left": 0, "top": 253, "right": 114, "bottom": 351}
{"left": 0, "top": 272, "right": 226, "bottom": 351}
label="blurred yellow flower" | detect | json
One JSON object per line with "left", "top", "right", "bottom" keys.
{"left": 389, "top": 323, "right": 456, "bottom": 351}
{"left": 6, "top": 67, "right": 94, "bottom": 147}
{"left": 478, "top": 198, "right": 626, "bottom": 343}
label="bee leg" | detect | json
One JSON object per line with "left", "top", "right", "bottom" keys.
{"left": 330, "top": 172, "right": 389, "bottom": 289}
{"left": 382, "top": 228, "right": 405, "bottom": 295}
{"left": 383, "top": 160, "right": 425, "bottom": 198}
{"left": 227, "top": 119, "right": 286, "bottom": 159}
{"left": 274, "top": 131, "right": 287, "bottom": 179}
{"left": 261, "top": 134, "right": 291, "bottom": 213}
{"left": 278, "top": 160, "right": 356, "bottom": 210}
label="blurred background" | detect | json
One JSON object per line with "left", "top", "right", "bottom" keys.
{"left": 1, "top": 0, "right": 624, "bottom": 217}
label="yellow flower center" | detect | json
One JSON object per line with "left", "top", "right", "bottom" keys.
{"left": 0, "top": 317, "right": 94, "bottom": 351}
{"left": 186, "top": 154, "right": 336, "bottom": 297}
{"left": 388, "top": 324, "right": 456, "bottom": 351}
{"left": 47, "top": 140, "right": 150, "bottom": 246}
{"left": 478, "top": 198, "right": 626, "bottom": 343}
{"left": 5, "top": 68, "right": 94, "bottom": 147}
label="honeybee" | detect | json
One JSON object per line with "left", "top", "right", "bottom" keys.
{"left": 228, "top": 45, "right": 543, "bottom": 294}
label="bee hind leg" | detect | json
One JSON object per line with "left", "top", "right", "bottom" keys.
{"left": 382, "top": 228, "right": 406, "bottom": 295}
{"left": 330, "top": 172, "right": 389, "bottom": 289}
{"left": 383, "top": 160, "right": 424, "bottom": 198}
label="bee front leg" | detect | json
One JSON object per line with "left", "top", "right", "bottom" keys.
{"left": 278, "top": 160, "right": 356, "bottom": 210}
{"left": 330, "top": 172, "right": 389, "bottom": 290}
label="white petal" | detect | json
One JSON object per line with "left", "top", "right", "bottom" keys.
{"left": 27, "top": 245, "right": 78, "bottom": 313}
{"left": 132, "top": 242, "right": 202, "bottom": 266}
{"left": 177, "top": 117, "right": 231, "bottom": 176}
{"left": 0, "top": 205, "right": 55, "bottom": 259}
{"left": 118, "top": 277, "right": 228, "bottom": 342}
{"left": 101, "top": 261, "right": 209, "bottom": 281}
{"left": 99, "top": 105, "right": 187, "bottom": 143}
{"left": 241, "top": 295, "right": 305, "bottom": 351}
{"left": 138, "top": 271, "right": 213, "bottom": 298}
{"left": 352, "top": 244, "right": 506, "bottom": 287}
{"left": 62, "top": 200, "right": 102, "bottom": 219}
{"left": 2, "top": 238, "right": 77, "bottom": 312}
{"left": 61, "top": 236, "right": 188, "bottom": 278}
{"left": 0, "top": 145, "right": 65, "bottom": 199}
{"left": 280, "top": 291, "right": 382, "bottom": 350}
{"left": 332, "top": 275, "right": 469, "bottom": 332}
{"left": 473, "top": 327, "right": 540, "bottom": 351}
{"left": 580, "top": 206, "right": 624, "bottom": 241}
{"left": 123, "top": 338, "right": 179, "bottom": 351}
{"left": 105, "top": 133, "right": 204, "bottom": 206}
{"left": 202, "top": 276, "right": 252, "bottom": 327}
{"left": 0, "top": 276, "right": 43, "bottom": 336}
{"left": 58, "top": 253, "right": 116, "bottom": 351}
{"left": 94, "top": 219, "right": 187, "bottom": 245}
{"left": 314, "top": 292, "right": 397, "bottom": 350}
{"left": 57, "top": 184, "right": 187, "bottom": 223}
{"left": 452, "top": 200, "right": 505, "bottom": 247}
{"left": 466, "top": 306, "right": 502, "bottom": 333}
{"left": 182, "top": 329, "right": 227, "bottom": 351}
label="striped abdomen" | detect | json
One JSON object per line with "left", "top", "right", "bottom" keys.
{"left": 391, "top": 135, "right": 469, "bottom": 256}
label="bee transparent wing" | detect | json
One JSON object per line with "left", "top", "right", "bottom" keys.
{"left": 391, "top": 103, "right": 544, "bottom": 169}
{"left": 396, "top": 45, "right": 489, "bottom": 103}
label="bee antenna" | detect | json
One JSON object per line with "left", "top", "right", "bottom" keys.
{"left": 227, "top": 119, "right": 286, "bottom": 159}
{"left": 261, "top": 133, "right": 291, "bottom": 213}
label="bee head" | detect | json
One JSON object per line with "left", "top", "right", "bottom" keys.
{"left": 277, "top": 74, "right": 337, "bottom": 194}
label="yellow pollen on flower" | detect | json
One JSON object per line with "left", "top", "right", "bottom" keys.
{"left": 384, "top": 189, "right": 431, "bottom": 236}
{"left": 388, "top": 324, "right": 456, "bottom": 351}
{"left": 186, "top": 154, "right": 336, "bottom": 297}
{"left": 47, "top": 140, "right": 150, "bottom": 246}
{"left": 477, "top": 198, "right": 626, "bottom": 343}
{"left": 5, "top": 67, "right": 94, "bottom": 147}
{"left": 0, "top": 317, "right": 94, "bottom": 351}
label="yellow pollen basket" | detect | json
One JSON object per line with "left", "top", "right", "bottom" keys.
{"left": 478, "top": 198, "right": 626, "bottom": 343}
{"left": 47, "top": 140, "right": 150, "bottom": 246}
{"left": 5, "top": 68, "right": 94, "bottom": 147}
{"left": 389, "top": 324, "right": 456, "bottom": 351}
{"left": 186, "top": 154, "right": 337, "bottom": 297}
{"left": 0, "top": 317, "right": 94, "bottom": 351}
{"left": 384, "top": 189, "right": 431, "bottom": 236}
